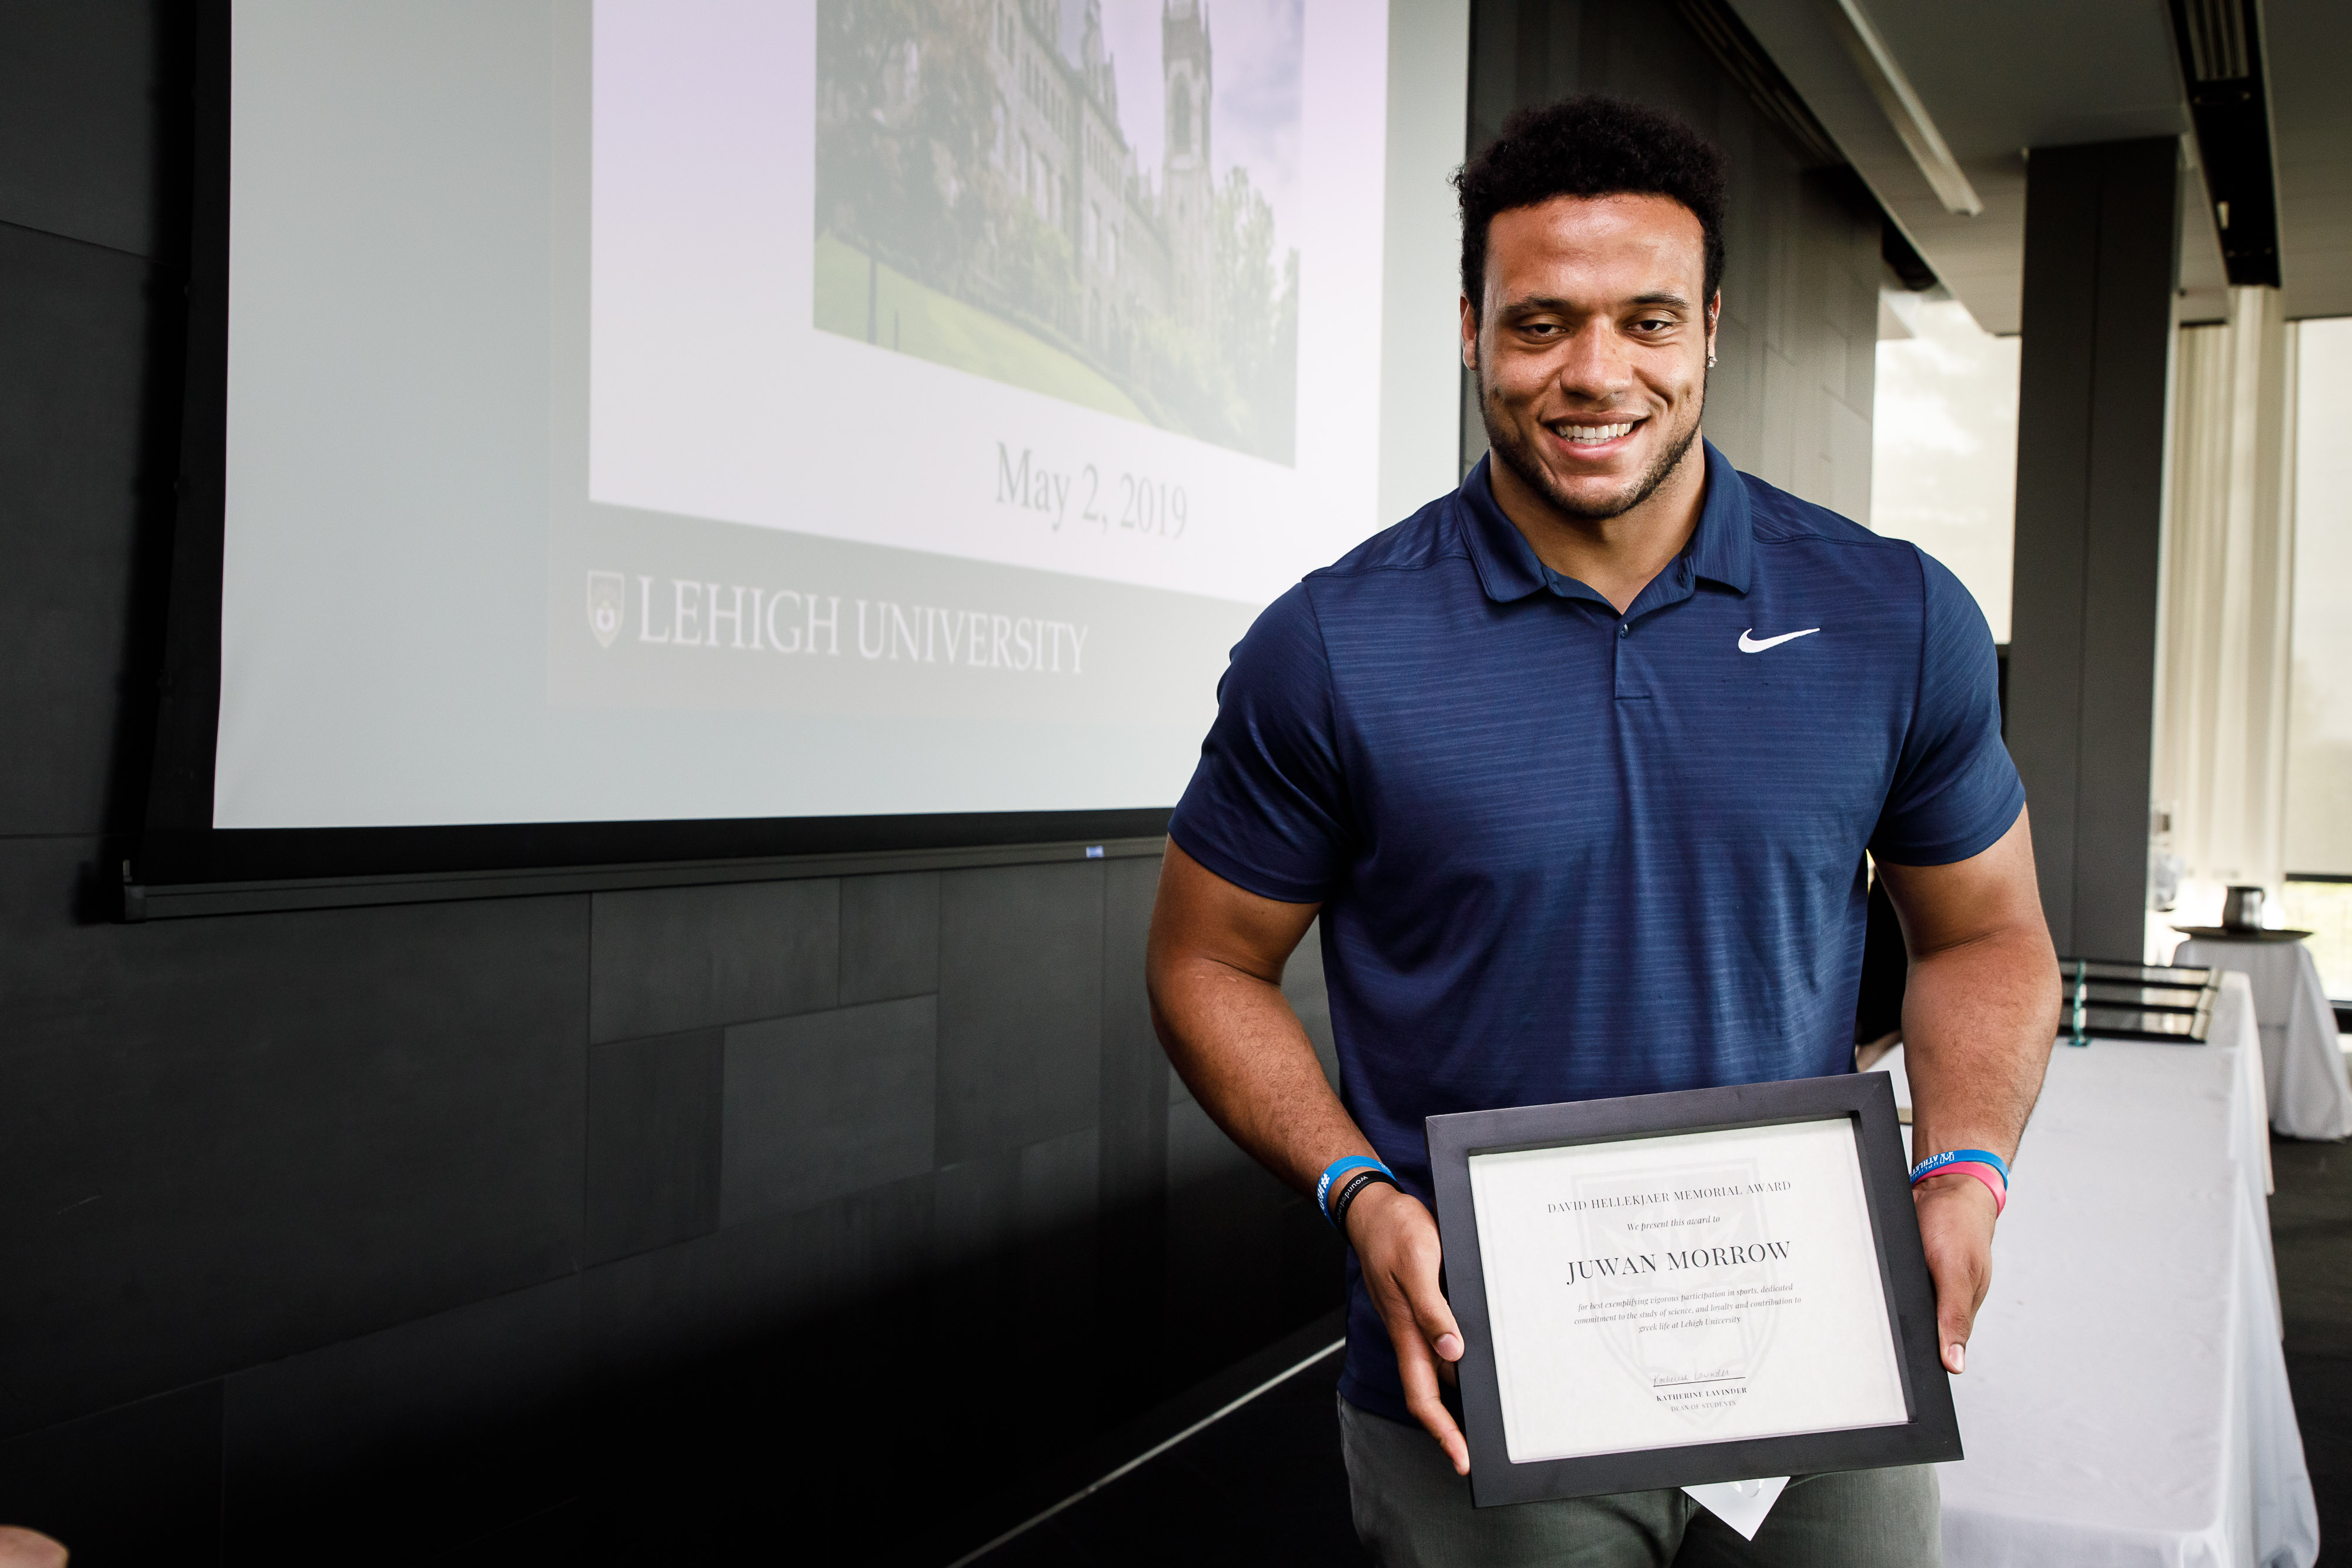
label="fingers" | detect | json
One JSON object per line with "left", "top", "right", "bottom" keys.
{"left": 1936, "top": 1273, "right": 1973, "bottom": 1375}
{"left": 1387, "top": 1303, "right": 1471, "bottom": 1474}
{"left": 1355, "top": 1186, "right": 1472, "bottom": 1474}
{"left": 1914, "top": 1176, "right": 1995, "bottom": 1375}
{"left": 1405, "top": 1262, "right": 1465, "bottom": 1368}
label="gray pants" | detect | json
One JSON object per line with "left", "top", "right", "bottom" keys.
{"left": 1339, "top": 1397, "right": 1942, "bottom": 1567}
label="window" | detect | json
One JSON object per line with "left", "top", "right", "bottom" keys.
{"left": 1867, "top": 292, "right": 2020, "bottom": 641}
{"left": 2281, "top": 317, "right": 2352, "bottom": 992}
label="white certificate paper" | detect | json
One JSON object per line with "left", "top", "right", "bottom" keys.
{"left": 1467, "top": 1118, "right": 1908, "bottom": 1465}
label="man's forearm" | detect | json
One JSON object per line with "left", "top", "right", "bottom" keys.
{"left": 1900, "top": 928, "right": 2057, "bottom": 1164}
{"left": 1148, "top": 955, "right": 1374, "bottom": 1197}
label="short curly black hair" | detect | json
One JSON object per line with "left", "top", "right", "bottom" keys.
{"left": 1455, "top": 95, "right": 1728, "bottom": 316}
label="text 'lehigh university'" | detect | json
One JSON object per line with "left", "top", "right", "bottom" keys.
{"left": 587, "top": 571, "right": 1092, "bottom": 674}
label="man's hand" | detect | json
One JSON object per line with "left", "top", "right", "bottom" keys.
{"left": 1913, "top": 1172, "right": 1997, "bottom": 1373}
{"left": 1877, "top": 811, "right": 2055, "bottom": 1380}
{"left": 1345, "top": 1183, "right": 1469, "bottom": 1473}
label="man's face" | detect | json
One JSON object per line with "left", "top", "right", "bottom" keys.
{"left": 1463, "top": 193, "right": 1716, "bottom": 523}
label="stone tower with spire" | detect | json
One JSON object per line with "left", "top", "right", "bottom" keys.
{"left": 1161, "top": 0, "right": 1213, "bottom": 332}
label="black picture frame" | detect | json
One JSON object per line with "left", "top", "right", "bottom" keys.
{"left": 1425, "top": 1074, "right": 1961, "bottom": 1507}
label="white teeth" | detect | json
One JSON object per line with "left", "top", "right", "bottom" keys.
{"left": 1562, "top": 422, "right": 1633, "bottom": 443}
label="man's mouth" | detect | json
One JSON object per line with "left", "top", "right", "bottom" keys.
{"left": 1549, "top": 418, "right": 1642, "bottom": 447}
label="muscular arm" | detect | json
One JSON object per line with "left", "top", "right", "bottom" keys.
{"left": 1146, "top": 841, "right": 1471, "bottom": 1472}
{"left": 1875, "top": 808, "right": 2059, "bottom": 1373}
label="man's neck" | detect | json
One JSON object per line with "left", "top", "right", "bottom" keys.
{"left": 1488, "top": 436, "right": 1709, "bottom": 614}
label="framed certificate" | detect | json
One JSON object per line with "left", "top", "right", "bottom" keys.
{"left": 1426, "top": 1074, "right": 1960, "bottom": 1506}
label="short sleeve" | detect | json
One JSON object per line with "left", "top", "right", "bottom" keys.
{"left": 1870, "top": 550, "right": 2026, "bottom": 866}
{"left": 1167, "top": 583, "right": 1355, "bottom": 903}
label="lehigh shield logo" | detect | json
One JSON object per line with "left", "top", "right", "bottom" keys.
{"left": 586, "top": 571, "right": 624, "bottom": 648}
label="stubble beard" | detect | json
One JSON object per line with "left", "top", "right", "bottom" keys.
{"left": 1478, "top": 360, "right": 1705, "bottom": 523}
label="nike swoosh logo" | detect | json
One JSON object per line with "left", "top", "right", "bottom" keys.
{"left": 1738, "top": 627, "right": 1821, "bottom": 653}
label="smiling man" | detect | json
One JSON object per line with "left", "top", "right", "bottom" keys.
{"left": 1145, "top": 96, "right": 2057, "bottom": 1564}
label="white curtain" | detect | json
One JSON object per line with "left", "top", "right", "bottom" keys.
{"left": 2150, "top": 289, "right": 2299, "bottom": 941}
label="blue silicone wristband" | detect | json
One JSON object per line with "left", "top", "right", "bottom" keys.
{"left": 1317, "top": 1155, "right": 1395, "bottom": 1223}
{"left": 1911, "top": 1148, "right": 2010, "bottom": 1186}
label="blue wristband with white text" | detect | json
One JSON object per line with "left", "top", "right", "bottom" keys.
{"left": 1910, "top": 1148, "right": 2010, "bottom": 1186}
{"left": 1317, "top": 1155, "right": 1395, "bottom": 1223}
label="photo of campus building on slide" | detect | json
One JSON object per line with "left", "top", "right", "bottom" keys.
{"left": 815, "top": 0, "right": 1303, "bottom": 464}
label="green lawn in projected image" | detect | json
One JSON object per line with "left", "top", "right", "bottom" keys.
{"left": 813, "top": 231, "right": 1147, "bottom": 424}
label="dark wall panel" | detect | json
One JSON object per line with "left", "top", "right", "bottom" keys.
{"left": 589, "top": 877, "right": 840, "bottom": 1042}
{"left": 0, "top": 223, "right": 169, "bottom": 836}
{"left": 840, "top": 868, "right": 941, "bottom": 1004}
{"left": 0, "top": 0, "right": 186, "bottom": 262}
{"left": 721, "top": 995, "right": 938, "bottom": 1223}
{"left": 584, "top": 1027, "right": 722, "bottom": 1265}
{"left": 221, "top": 1278, "right": 581, "bottom": 1567}
{"left": 936, "top": 862, "right": 1105, "bottom": 1164}
{"left": 0, "top": 1383, "right": 223, "bottom": 1567}
{"left": 0, "top": 833, "right": 589, "bottom": 1437}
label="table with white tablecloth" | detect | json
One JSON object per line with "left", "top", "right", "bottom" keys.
{"left": 1878, "top": 972, "right": 2320, "bottom": 1568}
{"left": 2173, "top": 937, "right": 2352, "bottom": 1141}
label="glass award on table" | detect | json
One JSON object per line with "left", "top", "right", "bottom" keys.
{"left": 1426, "top": 1074, "right": 1962, "bottom": 1508}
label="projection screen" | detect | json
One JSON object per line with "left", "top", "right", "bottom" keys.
{"left": 211, "top": 0, "right": 1467, "bottom": 831}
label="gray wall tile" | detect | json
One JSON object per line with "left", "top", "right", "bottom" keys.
{"left": 933, "top": 1126, "right": 1102, "bottom": 1269}
{"left": 0, "top": 225, "right": 166, "bottom": 836}
{"left": 839, "top": 870, "right": 940, "bottom": 1004}
{"left": 0, "top": 838, "right": 589, "bottom": 1439}
{"left": 0, "top": 1, "right": 185, "bottom": 260}
{"left": 580, "top": 1172, "right": 950, "bottom": 1544}
{"left": 223, "top": 1279, "right": 580, "bottom": 1566}
{"left": 937, "top": 862, "right": 1104, "bottom": 1162}
{"left": 1165, "top": 1099, "right": 1300, "bottom": 1384}
{"left": 584, "top": 1174, "right": 936, "bottom": 1388}
{"left": 0, "top": 1383, "right": 223, "bottom": 1567}
{"left": 590, "top": 878, "right": 838, "bottom": 1042}
{"left": 1168, "top": 1096, "right": 1257, "bottom": 1195}
{"left": 587, "top": 1030, "right": 723, "bottom": 1264}
{"left": 930, "top": 1129, "right": 1103, "bottom": 1461}
{"left": 721, "top": 996, "right": 937, "bottom": 1224}
{"left": 1098, "top": 853, "right": 1167, "bottom": 1213}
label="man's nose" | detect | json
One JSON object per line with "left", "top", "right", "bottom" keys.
{"left": 1553, "top": 320, "right": 1634, "bottom": 401}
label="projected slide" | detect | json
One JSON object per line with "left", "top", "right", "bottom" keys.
{"left": 584, "top": 0, "right": 1384, "bottom": 608}
{"left": 213, "top": 1, "right": 1455, "bottom": 829}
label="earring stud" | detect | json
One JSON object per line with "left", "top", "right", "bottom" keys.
{"left": 1707, "top": 352, "right": 1718, "bottom": 367}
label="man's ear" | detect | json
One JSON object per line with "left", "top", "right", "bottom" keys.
{"left": 1459, "top": 295, "right": 1479, "bottom": 372}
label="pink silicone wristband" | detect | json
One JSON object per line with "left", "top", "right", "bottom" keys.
{"left": 1916, "top": 1160, "right": 2007, "bottom": 1214}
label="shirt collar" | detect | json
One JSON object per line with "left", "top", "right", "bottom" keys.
{"left": 1457, "top": 439, "right": 1753, "bottom": 605}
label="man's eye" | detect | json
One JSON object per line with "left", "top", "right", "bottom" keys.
{"left": 1633, "top": 317, "right": 1672, "bottom": 332}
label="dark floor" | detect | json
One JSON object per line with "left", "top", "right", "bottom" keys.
{"left": 970, "top": 1134, "right": 2352, "bottom": 1568}
{"left": 968, "top": 1339, "right": 1364, "bottom": 1568}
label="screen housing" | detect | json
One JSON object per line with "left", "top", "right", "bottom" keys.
{"left": 132, "top": 0, "right": 1468, "bottom": 907}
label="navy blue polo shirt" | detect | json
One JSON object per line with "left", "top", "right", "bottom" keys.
{"left": 1167, "top": 442, "right": 2023, "bottom": 1423}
